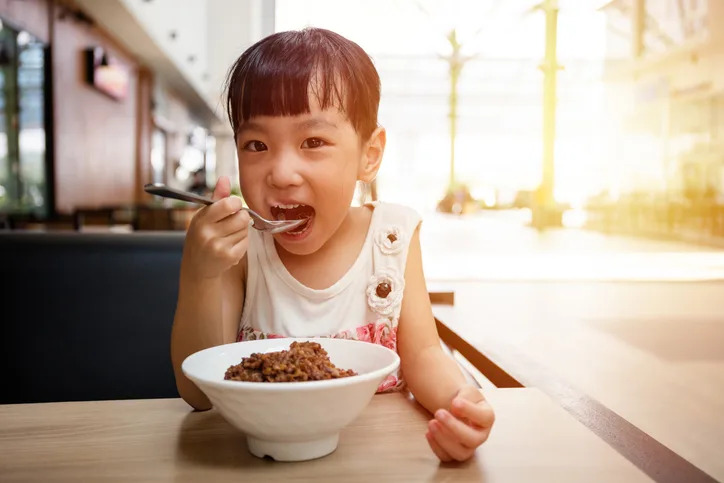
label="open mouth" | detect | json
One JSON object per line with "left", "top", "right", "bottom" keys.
{"left": 270, "top": 203, "right": 315, "bottom": 236}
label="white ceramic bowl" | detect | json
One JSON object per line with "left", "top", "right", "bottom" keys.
{"left": 182, "top": 337, "right": 400, "bottom": 461}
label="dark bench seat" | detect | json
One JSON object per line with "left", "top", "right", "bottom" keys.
{"left": 1, "top": 232, "right": 185, "bottom": 404}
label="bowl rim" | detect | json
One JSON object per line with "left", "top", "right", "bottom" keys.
{"left": 181, "top": 337, "right": 401, "bottom": 392}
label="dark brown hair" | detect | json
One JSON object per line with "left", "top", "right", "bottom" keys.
{"left": 225, "top": 28, "right": 380, "bottom": 141}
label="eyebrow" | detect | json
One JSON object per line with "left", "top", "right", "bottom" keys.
{"left": 237, "top": 117, "right": 338, "bottom": 136}
{"left": 295, "top": 118, "right": 338, "bottom": 131}
{"left": 237, "top": 121, "right": 265, "bottom": 135}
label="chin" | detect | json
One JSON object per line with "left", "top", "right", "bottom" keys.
{"left": 275, "top": 240, "right": 323, "bottom": 257}
{"left": 273, "top": 215, "right": 326, "bottom": 256}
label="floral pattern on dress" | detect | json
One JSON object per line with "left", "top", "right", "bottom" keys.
{"left": 352, "top": 320, "right": 398, "bottom": 352}
{"left": 378, "top": 374, "right": 403, "bottom": 392}
{"left": 366, "top": 268, "right": 404, "bottom": 317}
{"left": 238, "top": 326, "right": 286, "bottom": 341}
{"left": 235, "top": 205, "right": 414, "bottom": 394}
{"left": 375, "top": 225, "right": 404, "bottom": 255}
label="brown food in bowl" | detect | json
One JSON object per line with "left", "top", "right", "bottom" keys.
{"left": 224, "top": 341, "right": 358, "bottom": 382}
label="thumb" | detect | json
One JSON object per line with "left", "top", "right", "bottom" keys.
{"left": 212, "top": 176, "right": 231, "bottom": 201}
{"left": 456, "top": 385, "right": 485, "bottom": 404}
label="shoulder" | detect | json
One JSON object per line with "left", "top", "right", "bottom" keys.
{"left": 369, "top": 202, "right": 422, "bottom": 230}
{"left": 368, "top": 202, "right": 422, "bottom": 261}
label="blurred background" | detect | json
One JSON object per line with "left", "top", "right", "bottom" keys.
{"left": 2, "top": 0, "right": 723, "bottom": 478}
{"left": 2, "top": 0, "right": 723, "bottom": 241}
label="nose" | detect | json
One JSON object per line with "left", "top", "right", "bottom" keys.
{"left": 267, "top": 151, "right": 304, "bottom": 190}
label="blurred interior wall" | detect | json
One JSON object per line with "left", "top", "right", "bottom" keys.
{"left": 0, "top": 0, "right": 49, "bottom": 42}
{"left": 1, "top": 0, "right": 275, "bottom": 215}
{"left": 0, "top": 0, "right": 152, "bottom": 214}
{"left": 603, "top": 0, "right": 724, "bottom": 198}
{"left": 52, "top": 1, "right": 149, "bottom": 213}
{"left": 206, "top": 0, "right": 276, "bottom": 190}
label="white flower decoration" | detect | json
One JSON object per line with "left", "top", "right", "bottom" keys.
{"left": 375, "top": 225, "right": 404, "bottom": 255}
{"left": 366, "top": 268, "right": 405, "bottom": 316}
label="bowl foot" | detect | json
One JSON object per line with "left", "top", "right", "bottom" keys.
{"left": 247, "top": 433, "right": 340, "bottom": 462}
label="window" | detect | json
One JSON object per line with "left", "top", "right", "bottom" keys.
{"left": 150, "top": 127, "right": 166, "bottom": 184}
{"left": 0, "top": 19, "right": 48, "bottom": 216}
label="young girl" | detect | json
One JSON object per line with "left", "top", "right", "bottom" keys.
{"left": 171, "top": 27, "right": 495, "bottom": 463}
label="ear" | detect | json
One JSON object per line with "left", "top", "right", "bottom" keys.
{"left": 358, "top": 126, "right": 386, "bottom": 183}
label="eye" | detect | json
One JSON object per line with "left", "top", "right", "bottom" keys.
{"left": 242, "top": 140, "right": 267, "bottom": 152}
{"left": 301, "top": 137, "right": 326, "bottom": 149}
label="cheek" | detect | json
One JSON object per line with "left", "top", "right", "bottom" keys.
{"left": 238, "top": 170, "right": 251, "bottom": 193}
{"left": 238, "top": 167, "right": 264, "bottom": 204}
{"left": 320, "top": 176, "right": 358, "bottom": 212}
{"left": 239, "top": 161, "right": 265, "bottom": 184}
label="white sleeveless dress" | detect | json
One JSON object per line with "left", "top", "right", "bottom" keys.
{"left": 238, "top": 201, "right": 422, "bottom": 392}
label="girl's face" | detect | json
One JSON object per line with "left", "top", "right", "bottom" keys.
{"left": 237, "top": 96, "right": 371, "bottom": 256}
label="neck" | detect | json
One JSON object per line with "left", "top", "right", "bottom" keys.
{"left": 274, "top": 205, "right": 372, "bottom": 289}
{"left": 276, "top": 206, "right": 358, "bottom": 263}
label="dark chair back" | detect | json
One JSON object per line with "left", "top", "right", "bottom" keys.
{"left": 1, "top": 232, "right": 185, "bottom": 403}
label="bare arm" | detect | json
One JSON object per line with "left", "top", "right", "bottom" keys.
{"left": 397, "top": 226, "right": 467, "bottom": 412}
{"left": 398, "top": 225, "right": 495, "bottom": 462}
{"left": 171, "top": 257, "right": 246, "bottom": 410}
{"left": 169, "top": 177, "right": 250, "bottom": 410}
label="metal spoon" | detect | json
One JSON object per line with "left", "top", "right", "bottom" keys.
{"left": 144, "top": 183, "right": 306, "bottom": 234}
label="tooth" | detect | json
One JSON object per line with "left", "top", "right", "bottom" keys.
{"left": 277, "top": 213, "right": 286, "bottom": 221}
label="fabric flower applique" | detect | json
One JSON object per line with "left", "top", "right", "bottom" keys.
{"left": 375, "top": 225, "right": 404, "bottom": 255}
{"left": 366, "top": 268, "right": 404, "bottom": 317}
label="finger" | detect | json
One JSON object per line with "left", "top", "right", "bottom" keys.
{"left": 425, "top": 429, "right": 452, "bottom": 462}
{"left": 217, "top": 210, "right": 252, "bottom": 237}
{"left": 450, "top": 397, "right": 495, "bottom": 430}
{"left": 191, "top": 211, "right": 248, "bottom": 260}
{"left": 230, "top": 239, "right": 249, "bottom": 265}
{"left": 225, "top": 237, "right": 249, "bottom": 265}
{"left": 456, "top": 385, "right": 485, "bottom": 404}
{"left": 220, "top": 226, "right": 250, "bottom": 258}
{"left": 429, "top": 419, "right": 473, "bottom": 462}
{"left": 221, "top": 225, "right": 249, "bottom": 246}
{"left": 212, "top": 176, "right": 231, "bottom": 201}
{"left": 435, "top": 409, "right": 487, "bottom": 449}
{"left": 205, "top": 196, "right": 244, "bottom": 223}
{"left": 206, "top": 233, "right": 247, "bottom": 266}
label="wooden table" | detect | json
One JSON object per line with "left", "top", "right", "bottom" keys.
{"left": 0, "top": 389, "right": 648, "bottom": 482}
{"left": 432, "top": 292, "right": 721, "bottom": 483}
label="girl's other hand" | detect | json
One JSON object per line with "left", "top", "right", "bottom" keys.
{"left": 181, "top": 176, "right": 251, "bottom": 280}
{"left": 425, "top": 385, "right": 495, "bottom": 462}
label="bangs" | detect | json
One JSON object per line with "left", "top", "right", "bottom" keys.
{"left": 234, "top": 58, "right": 347, "bottom": 127}
{"left": 225, "top": 28, "right": 380, "bottom": 140}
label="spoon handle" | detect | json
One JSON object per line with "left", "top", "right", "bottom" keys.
{"left": 144, "top": 184, "right": 214, "bottom": 206}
